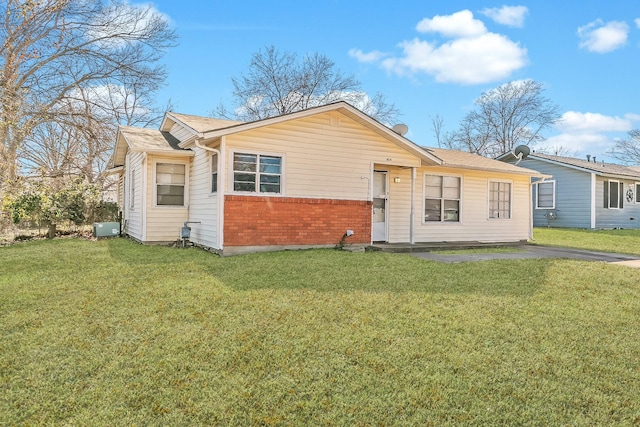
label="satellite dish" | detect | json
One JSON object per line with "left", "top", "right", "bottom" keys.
{"left": 392, "top": 123, "right": 408, "bottom": 136}
{"left": 513, "top": 145, "right": 530, "bottom": 165}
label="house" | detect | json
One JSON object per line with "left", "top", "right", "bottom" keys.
{"left": 108, "top": 102, "right": 545, "bottom": 255}
{"left": 498, "top": 151, "right": 640, "bottom": 229}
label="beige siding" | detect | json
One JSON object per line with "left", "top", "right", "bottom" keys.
{"left": 386, "top": 166, "right": 531, "bottom": 243}
{"left": 223, "top": 112, "right": 421, "bottom": 201}
{"left": 144, "top": 154, "right": 189, "bottom": 242}
{"left": 187, "top": 147, "right": 220, "bottom": 248}
{"left": 169, "top": 122, "right": 195, "bottom": 143}
{"left": 124, "top": 152, "right": 145, "bottom": 241}
{"left": 117, "top": 173, "right": 124, "bottom": 211}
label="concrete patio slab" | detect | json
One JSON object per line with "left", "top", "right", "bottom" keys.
{"left": 407, "top": 244, "right": 640, "bottom": 267}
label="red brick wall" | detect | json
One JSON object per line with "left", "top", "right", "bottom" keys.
{"left": 224, "top": 195, "right": 372, "bottom": 247}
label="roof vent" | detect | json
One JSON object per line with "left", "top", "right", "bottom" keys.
{"left": 586, "top": 154, "right": 591, "bottom": 162}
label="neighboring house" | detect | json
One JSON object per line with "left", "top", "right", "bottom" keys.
{"left": 108, "top": 102, "right": 544, "bottom": 255}
{"left": 498, "top": 152, "right": 640, "bottom": 229}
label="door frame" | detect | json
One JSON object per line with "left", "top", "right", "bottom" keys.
{"left": 372, "top": 170, "right": 389, "bottom": 242}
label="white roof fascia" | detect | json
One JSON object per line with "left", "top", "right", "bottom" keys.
{"left": 127, "top": 147, "right": 194, "bottom": 157}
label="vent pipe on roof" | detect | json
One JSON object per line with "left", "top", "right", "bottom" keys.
{"left": 586, "top": 154, "right": 591, "bottom": 162}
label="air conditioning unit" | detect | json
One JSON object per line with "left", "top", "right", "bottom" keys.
{"left": 93, "top": 222, "right": 120, "bottom": 238}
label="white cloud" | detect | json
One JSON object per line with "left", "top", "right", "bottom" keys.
{"left": 381, "top": 33, "right": 526, "bottom": 84}
{"left": 543, "top": 133, "right": 613, "bottom": 155}
{"left": 557, "top": 111, "right": 633, "bottom": 133}
{"left": 416, "top": 10, "right": 486, "bottom": 38}
{"left": 348, "top": 48, "right": 387, "bottom": 63}
{"left": 353, "top": 10, "right": 527, "bottom": 85}
{"left": 635, "top": 18, "right": 640, "bottom": 29}
{"left": 543, "top": 111, "right": 639, "bottom": 158}
{"left": 577, "top": 19, "right": 629, "bottom": 53}
{"left": 480, "top": 6, "right": 528, "bottom": 28}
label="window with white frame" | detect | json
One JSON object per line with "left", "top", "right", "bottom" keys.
{"left": 605, "top": 180, "right": 623, "bottom": 209}
{"left": 211, "top": 153, "right": 218, "bottom": 193}
{"left": 536, "top": 180, "right": 555, "bottom": 209}
{"left": 156, "top": 163, "right": 186, "bottom": 206}
{"left": 635, "top": 183, "right": 640, "bottom": 204}
{"left": 489, "top": 181, "right": 511, "bottom": 219}
{"left": 233, "top": 153, "right": 282, "bottom": 194}
{"left": 424, "top": 175, "right": 460, "bottom": 222}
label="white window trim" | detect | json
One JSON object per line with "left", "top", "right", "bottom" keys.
{"left": 535, "top": 180, "right": 556, "bottom": 209}
{"left": 422, "top": 173, "right": 463, "bottom": 224}
{"left": 229, "top": 150, "right": 285, "bottom": 196}
{"left": 607, "top": 179, "right": 623, "bottom": 210}
{"left": 488, "top": 179, "right": 513, "bottom": 220}
{"left": 210, "top": 153, "right": 218, "bottom": 194}
{"left": 634, "top": 182, "right": 640, "bottom": 204}
{"left": 153, "top": 159, "right": 189, "bottom": 208}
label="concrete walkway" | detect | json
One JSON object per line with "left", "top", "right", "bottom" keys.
{"left": 408, "top": 244, "right": 640, "bottom": 267}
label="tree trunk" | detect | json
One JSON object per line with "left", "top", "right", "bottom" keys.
{"left": 47, "top": 222, "right": 57, "bottom": 239}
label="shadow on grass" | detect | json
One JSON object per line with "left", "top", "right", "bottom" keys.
{"left": 201, "top": 249, "right": 554, "bottom": 297}
{"left": 101, "top": 239, "right": 553, "bottom": 296}
{"left": 106, "top": 237, "right": 213, "bottom": 265}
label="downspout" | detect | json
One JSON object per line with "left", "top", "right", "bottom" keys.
{"left": 194, "top": 138, "right": 224, "bottom": 250}
{"left": 590, "top": 173, "right": 596, "bottom": 229}
{"left": 141, "top": 152, "right": 148, "bottom": 242}
{"left": 410, "top": 167, "right": 416, "bottom": 244}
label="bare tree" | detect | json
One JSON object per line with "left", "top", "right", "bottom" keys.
{"left": 607, "top": 129, "right": 640, "bottom": 165}
{"left": 534, "top": 145, "right": 578, "bottom": 158}
{"left": 450, "top": 80, "right": 562, "bottom": 158}
{"left": 20, "top": 82, "right": 174, "bottom": 184}
{"left": 430, "top": 114, "right": 455, "bottom": 148}
{"left": 0, "top": 0, "right": 176, "bottom": 186}
{"left": 215, "top": 45, "right": 400, "bottom": 124}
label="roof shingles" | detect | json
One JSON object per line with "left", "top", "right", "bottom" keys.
{"left": 528, "top": 153, "right": 640, "bottom": 179}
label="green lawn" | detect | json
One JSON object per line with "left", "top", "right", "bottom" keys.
{"left": 2, "top": 237, "right": 640, "bottom": 425}
{"left": 533, "top": 227, "right": 640, "bottom": 256}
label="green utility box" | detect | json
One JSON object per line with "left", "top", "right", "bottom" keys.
{"left": 93, "top": 222, "right": 120, "bottom": 238}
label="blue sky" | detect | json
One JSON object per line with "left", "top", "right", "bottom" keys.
{"left": 148, "top": 0, "right": 639, "bottom": 162}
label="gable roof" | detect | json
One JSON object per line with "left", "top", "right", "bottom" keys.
{"left": 168, "top": 102, "right": 443, "bottom": 166}
{"left": 426, "top": 147, "right": 546, "bottom": 177}
{"left": 110, "top": 126, "right": 192, "bottom": 168}
{"left": 111, "top": 103, "right": 545, "bottom": 178}
{"left": 512, "top": 152, "right": 640, "bottom": 180}
{"left": 162, "top": 112, "right": 243, "bottom": 134}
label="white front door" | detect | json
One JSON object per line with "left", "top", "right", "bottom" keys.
{"left": 372, "top": 171, "right": 388, "bottom": 242}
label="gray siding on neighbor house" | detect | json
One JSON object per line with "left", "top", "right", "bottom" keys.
{"left": 517, "top": 158, "right": 592, "bottom": 228}
{"left": 594, "top": 176, "right": 640, "bottom": 229}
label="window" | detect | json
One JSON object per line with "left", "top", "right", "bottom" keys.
{"left": 536, "top": 181, "right": 555, "bottom": 209}
{"left": 636, "top": 183, "right": 640, "bottom": 204}
{"left": 489, "top": 181, "right": 511, "bottom": 219}
{"left": 233, "top": 153, "right": 282, "bottom": 194}
{"left": 605, "top": 180, "right": 623, "bottom": 209}
{"left": 424, "top": 175, "right": 460, "bottom": 222}
{"left": 211, "top": 153, "right": 218, "bottom": 193}
{"left": 156, "top": 163, "right": 185, "bottom": 206}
